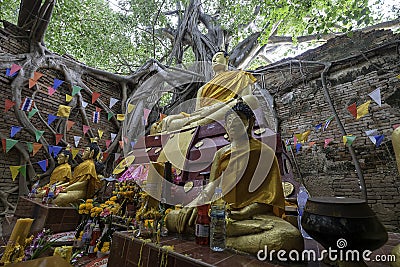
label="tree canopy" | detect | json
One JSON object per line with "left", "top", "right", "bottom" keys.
{"left": 1, "top": 0, "right": 398, "bottom": 74}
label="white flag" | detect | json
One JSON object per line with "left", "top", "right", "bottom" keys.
{"left": 368, "top": 88, "right": 381, "bottom": 107}
{"left": 109, "top": 97, "right": 120, "bottom": 108}
{"left": 365, "top": 129, "right": 379, "bottom": 144}
{"left": 81, "top": 100, "right": 89, "bottom": 108}
{"left": 74, "top": 136, "right": 82, "bottom": 147}
{"left": 110, "top": 133, "right": 117, "bottom": 142}
{"left": 114, "top": 152, "right": 120, "bottom": 162}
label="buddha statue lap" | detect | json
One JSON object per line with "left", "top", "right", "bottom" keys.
{"left": 53, "top": 141, "right": 103, "bottom": 207}
{"left": 34, "top": 147, "right": 73, "bottom": 198}
{"left": 153, "top": 51, "right": 259, "bottom": 134}
{"left": 165, "top": 101, "right": 304, "bottom": 255}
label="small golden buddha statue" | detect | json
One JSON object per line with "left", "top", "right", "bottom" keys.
{"left": 166, "top": 101, "right": 303, "bottom": 255}
{"left": 154, "top": 51, "right": 259, "bottom": 134}
{"left": 54, "top": 140, "right": 103, "bottom": 206}
{"left": 49, "top": 145, "right": 73, "bottom": 185}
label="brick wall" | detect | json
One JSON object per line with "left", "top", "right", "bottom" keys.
{"left": 257, "top": 30, "right": 400, "bottom": 231}
{"left": 0, "top": 22, "right": 122, "bottom": 212}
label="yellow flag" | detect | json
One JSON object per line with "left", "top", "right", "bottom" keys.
{"left": 128, "top": 104, "right": 136, "bottom": 113}
{"left": 117, "top": 114, "right": 125, "bottom": 121}
{"left": 65, "top": 94, "right": 73, "bottom": 102}
{"left": 295, "top": 133, "right": 303, "bottom": 143}
{"left": 71, "top": 148, "right": 79, "bottom": 159}
{"left": 396, "top": 74, "right": 400, "bottom": 79}
{"left": 90, "top": 138, "right": 95, "bottom": 143}
{"left": 356, "top": 100, "right": 371, "bottom": 120}
{"left": 10, "top": 166, "right": 20, "bottom": 181}
{"left": 343, "top": 136, "right": 348, "bottom": 145}
{"left": 98, "top": 129, "right": 104, "bottom": 139}
{"left": 301, "top": 130, "right": 311, "bottom": 142}
{"left": 57, "top": 105, "right": 72, "bottom": 118}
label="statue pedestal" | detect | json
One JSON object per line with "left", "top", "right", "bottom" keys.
{"left": 14, "top": 196, "right": 80, "bottom": 234}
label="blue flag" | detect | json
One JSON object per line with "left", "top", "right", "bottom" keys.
{"left": 37, "top": 159, "right": 47, "bottom": 172}
{"left": 374, "top": 135, "right": 384, "bottom": 147}
{"left": 10, "top": 126, "right": 22, "bottom": 138}
{"left": 296, "top": 143, "right": 302, "bottom": 153}
{"left": 53, "top": 78, "right": 64, "bottom": 89}
{"left": 48, "top": 114, "right": 58, "bottom": 125}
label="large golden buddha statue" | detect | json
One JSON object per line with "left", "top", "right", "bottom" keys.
{"left": 153, "top": 51, "right": 259, "bottom": 134}
{"left": 165, "top": 101, "right": 303, "bottom": 255}
{"left": 53, "top": 140, "right": 103, "bottom": 206}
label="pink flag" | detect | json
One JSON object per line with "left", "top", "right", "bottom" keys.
{"left": 92, "top": 92, "right": 101, "bottom": 104}
{"left": 83, "top": 125, "right": 90, "bottom": 135}
{"left": 9, "top": 64, "right": 22, "bottom": 76}
{"left": 324, "top": 138, "right": 333, "bottom": 148}
{"left": 48, "top": 86, "right": 56, "bottom": 96}
{"left": 105, "top": 139, "right": 112, "bottom": 149}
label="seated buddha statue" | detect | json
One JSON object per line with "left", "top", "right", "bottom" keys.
{"left": 165, "top": 101, "right": 303, "bottom": 255}
{"left": 53, "top": 140, "right": 103, "bottom": 206}
{"left": 153, "top": 51, "right": 259, "bottom": 134}
{"left": 34, "top": 146, "right": 73, "bottom": 198}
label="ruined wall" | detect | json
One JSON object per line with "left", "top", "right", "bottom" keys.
{"left": 0, "top": 22, "right": 122, "bottom": 213}
{"left": 258, "top": 30, "right": 400, "bottom": 231}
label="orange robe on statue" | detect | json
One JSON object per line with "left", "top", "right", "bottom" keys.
{"left": 199, "top": 70, "right": 257, "bottom": 108}
{"left": 69, "top": 159, "right": 101, "bottom": 199}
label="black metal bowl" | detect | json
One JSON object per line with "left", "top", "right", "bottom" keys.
{"left": 301, "top": 197, "right": 388, "bottom": 251}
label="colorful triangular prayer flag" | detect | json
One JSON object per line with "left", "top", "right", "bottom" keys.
{"left": 143, "top": 108, "right": 151, "bottom": 124}
{"left": 65, "top": 94, "right": 73, "bottom": 102}
{"left": 48, "top": 86, "right": 56, "bottom": 96}
{"left": 9, "top": 64, "right": 22, "bottom": 76}
{"left": 109, "top": 98, "right": 119, "bottom": 108}
{"left": 6, "top": 139, "right": 18, "bottom": 153}
{"left": 107, "top": 112, "right": 114, "bottom": 121}
{"left": 47, "top": 114, "right": 58, "bottom": 125}
{"left": 35, "top": 130, "right": 44, "bottom": 142}
{"left": 131, "top": 141, "right": 136, "bottom": 149}
{"left": 368, "top": 88, "right": 381, "bottom": 107}
{"left": 356, "top": 100, "right": 371, "bottom": 120}
{"left": 83, "top": 125, "right": 90, "bottom": 135}
{"left": 71, "top": 148, "right": 79, "bottom": 159}
{"left": 33, "top": 71, "right": 43, "bottom": 81}
{"left": 18, "top": 165, "right": 26, "bottom": 178}
{"left": 10, "top": 126, "right": 22, "bottom": 138}
{"left": 98, "top": 129, "right": 104, "bottom": 139}
{"left": 295, "top": 143, "right": 302, "bottom": 153}
{"left": 66, "top": 120, "right": 75, "bottom": 131}
{"left": 347, "top": 103, "right": 357, "bottom": 118}
{"left": 365, "top": 129, "right": 379, "bottom": 144}
{"left": 72, "top": 85, "right": 82, "bottom": 96}
{"left": 26, "top": 142, "right": 33, "bottom": 153}
{"left": 309, "top": 141, "right": 316, "bottom": 147}
{"left": 393, "top": 124, "right": 400, "bottom": 130}
{"left": 92, "top": 92, "right": 101, "bottom": 104}
{"left": 37, "top": 160, "right": 47, "bottom": 172}
{"left": 374, "top": 135, "right": 384, "bottom": 147}
{"left": 343, "top": 135, "right": 356, "bottom": 146}
{"left": 52, "top": 146, "right": 62, "bottom": 157}
{"left": 323, "top": 116, "right": 334, "bottom": 131}
{"left": 128, "top": 103, "right": 135, "bottom": 113}
{"left": 28, "top": 79, "right": 37, "bottom": 89}
{"left": 28, "top": 108, "right": 38, "bottom": 118}
{"left": 119, "top": 140, "right": 124, "bottom": 149}
{"left": 53, "top": 78, "right": 64, "bottom": 89}
{"left": 57, "top": 105, "right": 72, "bottom": 118}
{"left": 105, "top": 139, "right": 111, "bottom": 149}
{"left": 10, "top": 166, "right": 20, "bottom": 181}
{"left": 74, "top": 136, "right": 81, "bottom": 147}
{"left": 33, "top": 143, "right": 42, "bottom": 156}
{"left": 324, "top": 138, "right": 333, "bottom": 148}
{"left": 102, "top": 152, "right": 109, "bottom": 161}
{"left": 81, "top": 100, "right": 88, "bottom": 108}
{"left": 55, "top": 133, "right": 63, "bottom": 145}
{"left": 6, "top": 68, "right": 18, "bottom": 77}
{"left": 110, "top": 133, "right": 117, "bottom": 142}
{"left": 5, "top": 99, "right": 16, "bottom": 112}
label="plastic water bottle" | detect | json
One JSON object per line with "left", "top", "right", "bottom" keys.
{"left": 209, "top": 187, "right": 226, "bottom": 252}
{"left": 297, "top": 185, "right": 312, "bottom": 239}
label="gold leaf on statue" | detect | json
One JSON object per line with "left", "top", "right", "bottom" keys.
{"left": 282, "top": 182, "right": 294, "bottom": 197}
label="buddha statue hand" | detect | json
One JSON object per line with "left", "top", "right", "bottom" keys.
{"left": 229, "top": 203, "right": 274, "bottom": 221}
{"left": 175, "top": 207, "right": 197, "bottom": 234}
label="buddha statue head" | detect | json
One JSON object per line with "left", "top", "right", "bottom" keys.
{"left": 225, "top": 100, "right": 255, "bottom": 140}
{"left": 57, "top": 145, "right": 73, "bottom": 165}
{"left": 82, "top": 138, "right": 100, "bottom": 161}
{"left": 212, "top": 51, "right": 229, "bottom": 73}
